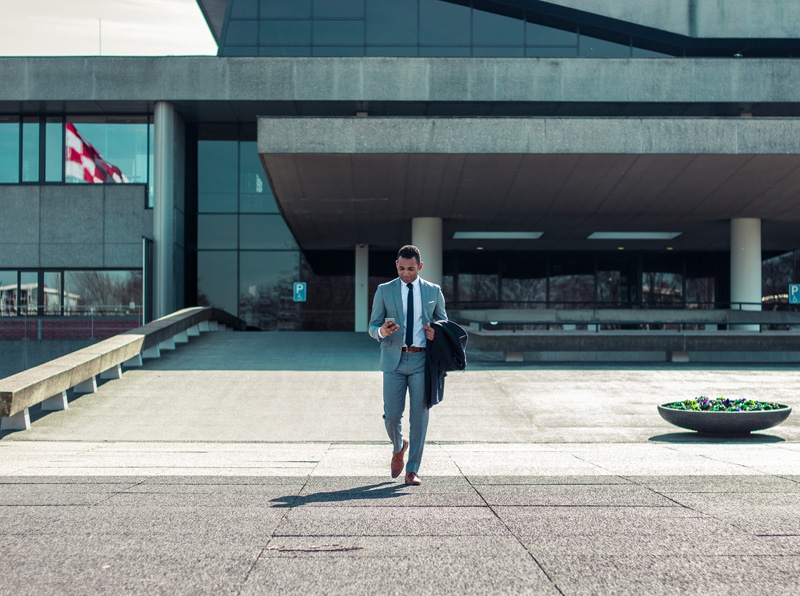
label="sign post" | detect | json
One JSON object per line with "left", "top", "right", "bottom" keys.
{"left": 293, "top": 282, "right": 307, "bottom": 302}
{"left": 790, "top": 284, "right": 800, "bottom": 304}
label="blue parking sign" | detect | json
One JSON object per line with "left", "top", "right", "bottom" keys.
{"left": 293, "top": 282, "right": 307, "bottom": 302}
{"left": 790, "top": 284, "right": 800, "bottom": 304}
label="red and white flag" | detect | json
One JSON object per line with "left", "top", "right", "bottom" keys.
{"left": 65, "top": 123, "right": 129, "bottom": 183}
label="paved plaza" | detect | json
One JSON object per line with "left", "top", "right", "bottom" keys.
{"left": 1, "top": 331, "right": 800, "bottom": 595}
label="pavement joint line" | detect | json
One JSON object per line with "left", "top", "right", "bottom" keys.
{"left": 456, "top": 460, "right": 567, "bottom": 596}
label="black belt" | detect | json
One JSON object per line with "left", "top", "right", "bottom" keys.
{"left": 401, "top": 346, "right": 426, "bottom": 352}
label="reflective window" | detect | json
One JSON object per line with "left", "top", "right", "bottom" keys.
{"left": 366, "top": 0, "right": 417, "bottom": 45}
{"left": 314, "top": 0, "right": 364, "bottom": 18}
{"left": 260, "top": 0, "right": 312, "bottom": 18}
{"left": 65, "top": 118, "right": 150, "bottom": 185}
{"left": 239, "top": 250, "right": 300, "bottom": 330}
{"left": 526, "top": 21, "right": 577, "bottom": 46}
{"left": 63, "top": 271, "right": 142, "bottom": 314}
{"left": 198, "top": 251, "right": 238, "bottom": 315}
{"left": 0, "top": 271, "right": 17, "bottom": 315}
{"left": 198, "top": 215, "right": 238, "bottom": 249}
{"left": 43, "top": 271, "right": 62, "bottom": 314}
{"left": 419, "top": 0, "right": 471, "bottom": 45}
{"left": 19, "top": 272, "right": 37, "bottom": 315}
{"left": 231, "top": 0, "right": 258, "bottom": 18}
{"left": 22, "top": 118, "right": 39, "bottom": 182}
{"left": 762, "top": 250, "right": 796, "bottom": 307}
{"left": 240, "top": 141, "right": 277, "bottom": 213}
{"left": 313, "top": 20, "right": 365, "bottom": 45}
{"left": 198, "top": 140, "right": 238, "bottom": 212}
{"left": 472, "top": 5, "right": 524, "bottom": 46}
{"left": 226, "top": 20, "right": 259, "bottom": 45}
{"left": 549, "top": 258, "right": 594, "bottom": 307}
{"left": 0, "top": 118, "right": 20, "bottom": 183}
{"left": 240, "top": 215, "right": 298, "bottom": 249}
{"left": 642, "top": 255, "right": 684, "bottom": 306}
{"left": 45, "top": 118, "right": 63, "bottom": 182}
{"left": 260, "top": 20, "right": 312, "bottom": 45}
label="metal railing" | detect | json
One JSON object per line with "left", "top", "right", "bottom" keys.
{"left": 0, "top": 305, "right": 144, "bottom": 341}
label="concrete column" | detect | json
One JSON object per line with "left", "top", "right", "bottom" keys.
{"left": 731, "top": 217, "right": 762, "bottom": 330}
{"left": 154, "top": 101, "right": 175, "bottom": 319}
{"left": 411, "top": 217, "right": 443, "bottom": 286}
{"left": 355, "top": 244, "right": 369, "bottom": 332}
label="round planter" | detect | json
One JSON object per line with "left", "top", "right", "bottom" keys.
{"left": 658, "top": 404, "right": 792, "bottom": 435}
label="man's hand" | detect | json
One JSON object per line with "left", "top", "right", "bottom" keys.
{"left": 381, "top": 320, "right": 399, "bottom": 336}
{"left": 424, "top": 323, "right": 435, "bottom": 341}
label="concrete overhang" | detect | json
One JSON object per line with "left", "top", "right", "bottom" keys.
{"left": 258, "top": 117, "right": 800, "bottom": 253}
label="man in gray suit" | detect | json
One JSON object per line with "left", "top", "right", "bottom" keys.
{"left": 368, "top": 245, "right": 447, "bottom": 486}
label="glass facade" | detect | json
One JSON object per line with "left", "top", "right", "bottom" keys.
{"left": 195, "top": 139, "right": 302, "bottom": 330}
{"left": 0, "top": 116, "right": 153, "bottom": 207}
{"left": 221, "top": 0, "right": 667, "bottom": 58}
{"left": 0, "top": 270, "right": 142, "bottom": 316}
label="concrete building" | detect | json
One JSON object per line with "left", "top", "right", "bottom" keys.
{"left": 1, "top": 0, "right": 800, "bottom": 336}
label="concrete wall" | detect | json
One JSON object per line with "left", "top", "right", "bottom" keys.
{"left": 0, "top": 184, "right": 152, "bottom": 269}
{"left": 546, "top": 0, "right": 800, "bottom": 38}
{"left": 0, "top": 339, "right": 96, "bottom": 380}
{"left": 257, "top": 117, "right": 800, "bottom": 155}
{"left": 2, "top": 57, "right": 800, "bottom": 105}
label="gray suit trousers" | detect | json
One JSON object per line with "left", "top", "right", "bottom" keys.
{"left": 382, "top": 350, "right": 428, "bottom": 475}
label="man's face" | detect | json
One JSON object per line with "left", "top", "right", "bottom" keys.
{"left": 396, "top": 256, "right": 423, "bottom": 284}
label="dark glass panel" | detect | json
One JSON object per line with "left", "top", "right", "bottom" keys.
{"left": 147, "top": 121, "right": 154, "bottom": 207}
{"left": 225, "top": 20, "right": 259, "bottom": 45}
{"left": 686, "top": 277, "right": 715, "bottom": 309}
{"left": 260, "top": 20, "right": 312, "bottom": 45}
{"left": 259, "top": 46, "right": 313, "bottom": 56}
{"left": 197, "top": 251, "right": 238, "bottom": 315}
{"left": 240, "top": 214, "right": 298, "bottom": 249}
{"left": 0, "top": 271, "right": 17, "bottom": 315}
{"left": 239, "top": 142, "right": 277, "bottom": 213}
{"left": 313, "top": 20, "right": 365, "bottom": 45}
{"left": 313, "top": 46, "right": 366, "bottom": 56}
{"left": 526, "top": 20, "right": 577, "bottom": 46}
{"left": 419, "top": 0, "right": 471, "bottom": 45}
{"left": 22, "top": 118, "right": 39, "bottom": 182}
{"left": 19, "top": 272, "right": 37, "bottom": 315}
{"left": 43, "top": 271, "right": 62, "bottom": 314}
{"left": 63, "top": 271, "right": 142, "bottom": 314}
{"left": 0, "top": 119, "right": 20, "bottom": 183}
{"left": 458, "top": 274, "right": 499, "bottom": 306}
{"left": 198, "top": 140, "right": 238, "bottom": 212}
{"left": 419, "top": 46, "right": 471, "bottom": 56}
{"left": 198, "top": 215, "right": 238, "bottom": 249}
{"left": 597, "top": 253, "right": 637, "bottom": 307}
{"left": 260, "top": 0, "right": 311, "bottom": 18}
{"left": 549, "top": 257, "right": 594, "bottom": 308}
{"left": 501, "top": 257, "right": 547, "bottom": 308}
{"left": 313, "top": 0, "right": 364, "bottom": 18}
{"left": 45, "top": 119, "right": 63, "bottom": 182}
{"left": 230, "top": 0, "right": 258, "bottom": 18}
{"left": 579, "top": 35, "right": 631, "bottom": 58}
{"left": 642, "top": 254, "right": 683, "bottom": 306}
{"left": 365, "top": 46, "right": 418, "bottom": 56}
{"left": 366, "top": 0, "right": 417, "bottom": 45}
{"left": 473, "top": 46, "right": 524, "bottom": 57}
{"left": 763, "top": 250, "right": 795, "bottom": 306}
{"left": 526, "top": 46, "right": 578, "bottom": 57}
{"left": 239, "top": 251, "right": 300, "bottom": 330}
{"left": 472, "top": 5, "right": 523, "bottom": 46}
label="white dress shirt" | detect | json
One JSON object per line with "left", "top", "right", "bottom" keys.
{"left": 401, "top": 277, "right": 425, "bottom": 347}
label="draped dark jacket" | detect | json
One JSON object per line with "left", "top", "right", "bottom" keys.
{"left": 424, "top": 320, "right": 468, "bottom": 409}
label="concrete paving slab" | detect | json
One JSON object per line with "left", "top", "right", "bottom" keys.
{"left": 475, "top": 484, "right": 678, "bottom": 507}
{"left": 242, "top": 542, "right": 560, "bottom": 596}
{"left": 274, "top": 506, "right": 509, "bottom": 537}
{"left": 466, "top": 474, "right": 634, "bottom": 485}
{"left": 533, "top": 554, "right": 800, "bottom": 596}
{"left": 624, "top": 474, "right": 798, "bottom": 492}
{"left": 0, "top": 483, "right": 128, "bottom": 506}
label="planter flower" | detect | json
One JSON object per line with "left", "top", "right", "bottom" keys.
{"left": 658, "top": 396, "right": 792, "bottom": 435}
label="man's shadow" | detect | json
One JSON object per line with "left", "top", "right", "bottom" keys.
{"left": 271, "top": 482, "right": 408, "bottom": 508}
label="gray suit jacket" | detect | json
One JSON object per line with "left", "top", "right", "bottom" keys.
{"left": 368, "top": 277, "right": 447, "bottom": 373}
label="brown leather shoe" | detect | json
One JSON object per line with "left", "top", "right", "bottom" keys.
{"left": 391, "top": 440, "right": 408, "bottom": 478}
{"left": 405, "top": 472, "right": 421, "bottom": 486}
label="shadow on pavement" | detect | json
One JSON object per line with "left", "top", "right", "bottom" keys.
{"left": 649, "top": 432, "right": 785, "bottom": 444}
{"left": 270, "top": 482, "right": 409, "bottom": 508}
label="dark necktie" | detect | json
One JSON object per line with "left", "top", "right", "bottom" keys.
{"left": 405, "top": 282, "right": 414, "bottom": 347}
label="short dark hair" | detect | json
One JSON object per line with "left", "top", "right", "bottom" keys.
{"left": 397, "top": 245, "right": 421, "bottom": 264}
